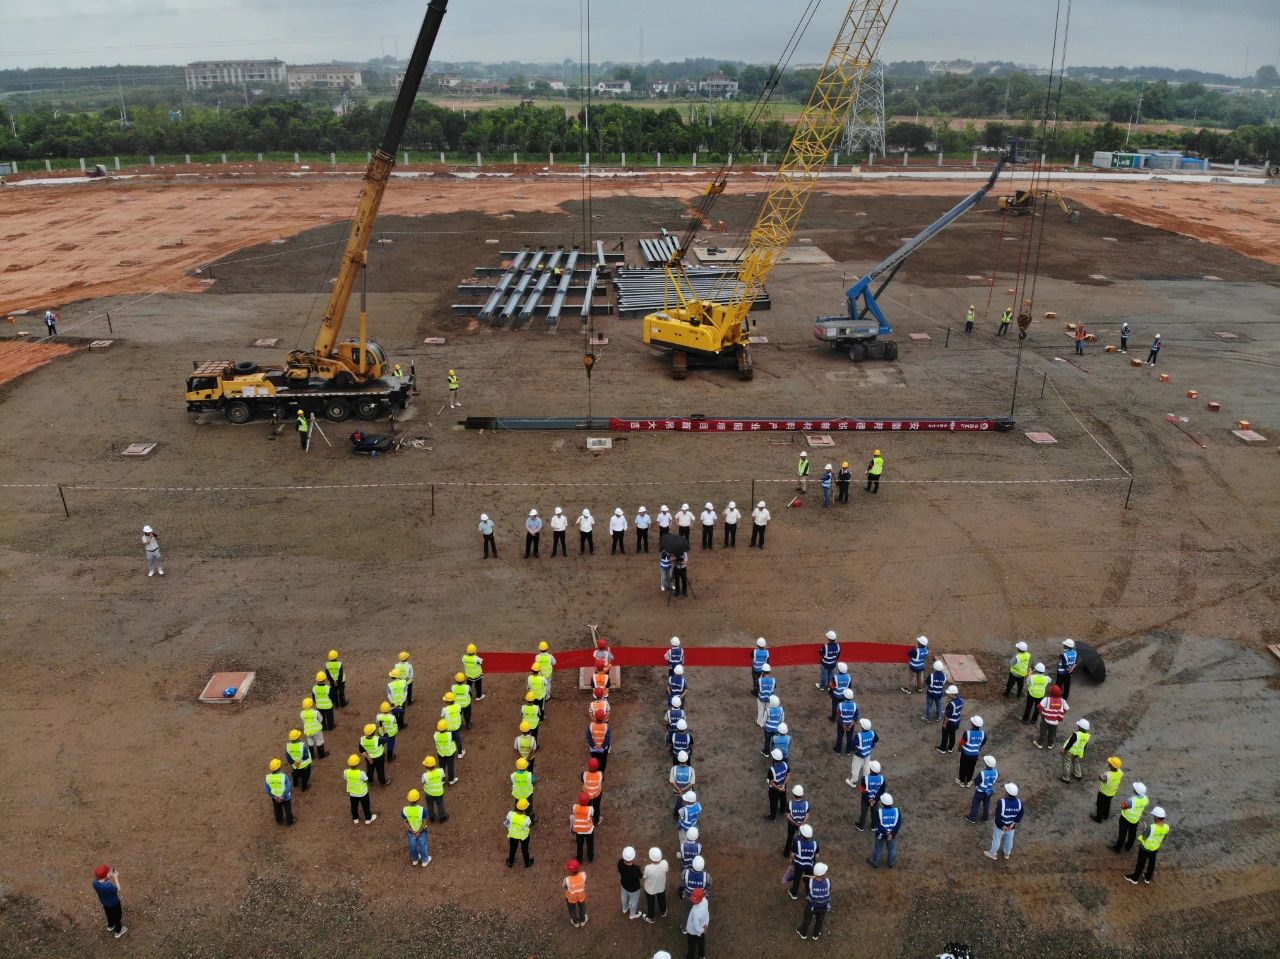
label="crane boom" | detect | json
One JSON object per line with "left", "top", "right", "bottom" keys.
{"left": 288, "top": 0, "right": 448, "bottom": 381}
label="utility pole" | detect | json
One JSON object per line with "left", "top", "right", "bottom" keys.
{"left": 1124, "top": 82, "right": 1145, "bottom": 148}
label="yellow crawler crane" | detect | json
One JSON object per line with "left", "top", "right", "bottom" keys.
{"left": 642, "top": 0, "right": 900, "bottom": 380}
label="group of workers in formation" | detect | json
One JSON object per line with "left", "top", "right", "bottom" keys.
{"left": 260, "top": 628, "right": 1170, "bottom": 943}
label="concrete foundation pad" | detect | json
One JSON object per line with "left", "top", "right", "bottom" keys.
{"left": 1232, "top": 429, "right": 1267, "bottom": 443}
{"left": 1025, "top": 432, "right": 1057, "bottom": 444}
{"left": 199, "top": 671, "right": 255, "bottom": 703}
{"left": 941, "top": 654, "right": 985, "bottom": 683}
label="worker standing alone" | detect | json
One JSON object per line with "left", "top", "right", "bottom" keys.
{"left": 796, "top": 451, "right": 810, "bottom": 493}
{"left": 1146, "top": 334, "right": 1162, "bottom": 366}
{"left": 964, "top": 304, "right": 975, "bottom": 335}
{"left": 1119, "top": 321, "right": 1131, "bottom": 354}
{"left": 447, "top": 368, "right": 460, "bottom": 408}
{"left": 141, "top": 525, "right": 164, "bottom": 577}
{"left": 865, "top": 449, "right": 884, "bottom": 493}
{"left": 296, "top": 409, "right": 309, "bottom": 451}
{"left": 1074, "top": 323, "right": 1087, "bottom": 355}
{"left": 997, "top": 306, "right": 1013, "bottom": 336}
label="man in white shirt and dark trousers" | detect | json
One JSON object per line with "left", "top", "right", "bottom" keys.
{"left": 141, "top": 525, "right": 164, "bottom": 577}
{"left": 524, "top": 509, "right": 542, "bottom": 558}
{"left": 635, "top": 506, "right": 651, "bottom": 552}
{"left": 675, "top": 504, "right": 694, "bottom": 542}
{"left": 656, "top": 505, "right": 673, "bottom": 538}
{"left": 609, "top": 508, "right": 628, "bottom": 554}
{"left": 577, "top": 509, "right": 595, "bottom": 555}
{"left": 699, "top": 503, "right": 716, "bottom": 550}
{"left": 722, "top": 501, "right": 740, "bottom": 547}
{"left": 549, "top": 507, "right": 568, "bottom": 556}
{"left": 750, "top": 501, "right": 771, "bottom": 549}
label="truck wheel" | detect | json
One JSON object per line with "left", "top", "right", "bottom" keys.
{"left": 324, "top": 398, "right": 351, "bottom": 422}
{"left": 355, "top": 399, "right": 380, "bottom": 420}
{"left": 225, "top": 401, "right": 252, "bottom": 425}
{"left": 849, "top": 342, "right": 868, "bottom": 363}
{"left": 671, "top": 351, "right": 688, "bottom": 380}
{"left": 883, "top": 340, "right": 899, "bottom": 361}
{"left": 232, "top": 361, "right": 256, "bottom": 376}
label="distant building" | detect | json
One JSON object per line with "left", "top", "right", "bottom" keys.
{"left": 698, "top": 75, "right": 739, "bottom": 98}
{"left": 287, "top": 66, "right": 362, "bottom": 92}
{"left": 471, "top": 82, "right": 504, "bottom": 94}
{"left": 926, "top": 59, "right": 975, "bottom": 76}
{"left": 434, "top": 73, "right": 465, "bottom": 89}
{"left": 185, "top": 59, "right": 285, "bottom": 90}
{"left": 595, "top": 80, "right": 632, "bottom": 96}
{"left": 527, "top": 77, "right": 566, "bottom": 91}
{"left": 650, "top": 80, "right": 670, "bottom": 95}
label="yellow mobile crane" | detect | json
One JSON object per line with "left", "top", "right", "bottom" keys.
{"left": 997, "top": 188, "right": 1081, "bottom": 221}
{"left": 185, "top": 0, "right": 448, "bottom": 424}
{"left": 642, "top": 0, "right": 900, "bottom": 380}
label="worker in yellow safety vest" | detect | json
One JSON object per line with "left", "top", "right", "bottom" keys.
{"left": 376, "top": 701, "right": 400, "bottom": 762}
{"left": 285, "top": 729, "right": 312, "bottom": 791}
{"left": 447, "top": 369, "right": 460, "bottom": 409}
{"left": 515, "top": 721, "right": 538, "bottom": 771}
{"left": 463, "top": 643, "right": 485, "bottom": 700}
{"left": 420, "top": 755, "right": 448, "bottom": 822}
{"left": 1021, "top": 664, "right": 1050, "bottom": 723}
{"left": 1125, "top": 807, "right": 1169, "bottom": 885}
{"left": 434, "top": 719, "right": 459, "bottom": 785}
{"left": 1060, "top": 718, "right": 1090, "bottom": 782}
{"left": 1112, "top": 782, "right": 1148, "bottom": 853}
{"left": 511, "top": 757, "right": 536, "bottom": 817}
{"left": 1092, "top": 756, "right": 1124, "bottom": 823}
{"left": 528, "top": 664, "right": 548, "bottom": 720}
{"left": 451, "top": 673, "right": 473, "bottom": 730}
{"left": 312, "top": 672, "right": 335, "bottom": 730}
{"left": 359, "top": 723, "right": 389, "bottom": 786}
{"left": 403, "top": 790, "right": 431, "bottom": 866}
{"left": 1004, "top": 641, "right": 1031, "bottom": 698}
{"left": 395, "top": 650, "right": 415, "bottom": 705}
{"left": 997, "top": 307, "right": 1013, "bottom": 337}
{"left": 506, "top": 798, "right": 534, "bottom": 868}
{"left": 300, "top": 697, "right": 327, "bottom": 758}
{"left": 521, "top": 692, "right": 541, "bottom": 742}
{"left": 865, "top": 449, "right": 885, "bottom": 494}
{"left": 344, "top": 754, "right": 375, "bottom": 825}
{"left": 296, "top": 409, "right": 309, "bottom": 450}
{"left": 264, "top": 758, "right": 294, "bottom": 826}
{"left": 324, "top": 649, "right": 347, "bottom": 707}
{"left": 964, "top": 305, "right": 976, "bottom": 335}
{"left": 441, "top": 692, "right": 464, "bottom": 753}
{"left": 796, "top": 451, "right": 810, "bottom": 493}
{"left": 535, "top": 641, "right": 557, "bottom": 700}
{"left": 387, "top": 669, "right": 409, "bottom": 730}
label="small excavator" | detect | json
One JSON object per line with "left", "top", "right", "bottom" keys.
{"left": 997, "top": 188, "right": 1080, "bottom": 221}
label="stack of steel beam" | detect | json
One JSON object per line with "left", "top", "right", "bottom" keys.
{"left": 638, "top": 236, "right": 681, "bottom": 266}
{"left": 614, "top": 267, "right": 770, "bottom": 318}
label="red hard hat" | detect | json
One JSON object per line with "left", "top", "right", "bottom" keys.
{"left": 1050, "top": 684, "right": 1062, "bottom": 695}
{"left": 592, "top": 688, "right": 605, "bottom": 699}
{"left": 94, "top": 864, "right": 110, "bottom": 880}
{"left": 566, "top": 859, "right": 580, "bottom": 872}
{"left": 578, "top": 791, "right": 591, "bottom": 805}
{"left": 596, "top": 639, "right": 607, "bottom": 649}
{"left": 588, "top": 758, "right": 600, "bottom": 771}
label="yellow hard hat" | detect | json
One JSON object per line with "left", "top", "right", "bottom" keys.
{"left": 516, "top": 757, "right": 528, "bottom": 770}
{"left": 328, "top": 650, "right": 339, "bottom": 661}
{"left": 347, "top": 754, "right": 360, "bottom": 767}
{"left": 288, "top": 729, "right": 301, "bottom": 741}
{"left": 448, "top": 369, "right": 456, "bottom": 376}
{"left": 363, "top": 723, "right": 377, "bottom": 736}
{"left": 466, "top": 643, "right": 478, "bottom": 654}
{"left": 841, "top": 461, "right": 849, "bottom": 468}
{"left": 398, "top": 651, "right": 410, "bottom": 661}
{"left": 436, "top": 719, "right": 447, "bottom": 731}
{"left": 380, "top": 701, "right": 392, "bottom": 712}
{"left": 454, "top": 672, "right": 465, "bottom": 683}
{"left": 423, "top": 756, "right": 437, "bottom": 768}
{"left": 302, "top": 697, "right": 314, "bottom": 709}
{"left": 407, "top": 789, "right": 420, "bottom": 802}
{"left": 1108, "top": 756, "right": 1123, "bottom": 769}
{"left": 530, "top": 663, "right": 540, "bottom": 673}
{"left": 519, "top": 721, "right": 532, "bottom": 733}
{"left": 538, "top": 641, "right": 549, "bottom": 651}
{"left": 269, "top": 758, "right": 282, "bottom": 771}
{"left": 315, "top": 671, "right": 326, "bottom": 682}
{"left": 444, "top": 692, "right": 456, "bottom": 702}
{"left": 389, "top": 668, "right": 401, "bottom": 679}
{"left": 874, "top": 449, "right": 881, "bottom": 456}
{"left": 516, "top": 798, "right": 529, "bottom": 810}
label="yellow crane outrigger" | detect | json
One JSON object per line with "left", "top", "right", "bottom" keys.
{"left": 642, "top": 0, "right": 900, "bottom": 380}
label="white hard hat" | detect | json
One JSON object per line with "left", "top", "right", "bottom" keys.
{"left": 813, "top": 862, "right": 828, "bottom": 877}
{"left": 704, "top": 502, "right": 713, "bottom": 510}
{"left": 681, "top": 503, "right": 690, "bottom": 510}
{"left": 673, "top": 664, "right": 684, "bottom": 675}
{"left": 768, "top": 695, "right": 780, "bottom": 707}
{"left": 799, "top": 451, "right": 808, "bottom": 457}
{"left": 582, "top": 508, "right": 591, "bottom": 515}
{"left": 933, "top": 660, "right": 944, "bottom": 670}
{"left": 676, "top": 750, "right": 689, "bottom": 762}
{"left": 671, "top": 636, "right": 681, "bottom": 646}
{"left": 1005, "top": 783, "right": 1019, "bottom": 796}
{"left": 971, "top": 716, "right": 984, "bottom": 727}
{"left": 1063, "top": 638, "right": 1075, "bottom": 648}
{"left": 649, "top": 847, "right": 663, "bottom": 862}
{"left": 843, "top": 688, "right": 854, "bottom": 700}
{"left": 859, "top": 717, "right": 872, "bottom": 730}
{"left": 983, "top": 755, "right": 997, "bottom": 768}
{"left": 761, "top": 663, "right": 772, "bottom": 673}
{"left": 824, "top": 463, "right": 833, "bottom": 470}
{"left": 1134, "top": 782, "right": 1147, "bottom": 796}
{"left": 638, "top": 505, "right": 647, "bottom": 512}
{"left": 614, "top": 507, "right": 623, "bottom": 516}
{"left": 771, "top": 748, "right": 783, "bottom": 761}
{"left": 1015, "top": 641, "right": 1028, "bottom": 652}
{"left": 756, "top": 637, "right": 767, "bottom": 647}
{"left": 1077, "top": 718, "right": 1090, "bottom": 730}
{"left": 529, "top": 508, "right": 538, "bottom": 516}
{"left": 1034, "top": 663, "right": 1046, "bottom": 673}
{"left": 792, "top": 784, "right": 804, "bottom": 797}
{"left": 946, "top": 685, "right": 959, "bottom": 695}
{"left": 757, "top": 500, "right": 766, "bottom": 508}
{"left": 654, "top": 952, "right": 673, "bottom": 959}
{"left": 799, "top": 824, "right": 813, "bottom": 838}
{"left": 685, "top": 827, "right": 698, "bottom": 841}
{"left": 879, "top": 793, "right": 893, "bottom": 806}
{"left": 1154, "top": 333, "right": 1161, "bottom": 339}
{"left": 682, "top": 790, "right": 696, "bottom": 802}
{"left": 660, "top": 505, "right": 669, "bottom": 512}
{"left": 727, "top": 501, "right": 736, "bottom": 509}
{"left": 670, "top": 696, "right": 682, "bottom": 708}
{"left": 691, "top": 855, "right": 705, "bottom": 871}
{"left": 554, "top": 506, "right": 563, "bottom": 514}
{"left": 777, "top": 723, "right": 789, "bottom": 734}
{"left": 142, "top": 524, "right": 153, "bottom": 533}
{"left": 676, "top": 719, "right": 688, "bottom": 730}
{"left": 837, "top": 662, "right": 848, "bottom": 674}
{"left": 868, "top": 760, "right": 881, "bottom": 773}
{"left": 825, "top": 630, "right": 838, "bottom": 641}
{"left": 623, "top": 846, "right": 636, "bottom": 861}
{"left": 1152, "top": 806, "right": 1166, "bottom": 818}
{"left": 480, "top": 513, "right": 489, "bottom": 522}
{"left": 917, "top": 636, "right": 929, "bottom": 646}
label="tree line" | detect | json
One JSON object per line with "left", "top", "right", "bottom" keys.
{"left": 2, "top": 98, "right": 1276, "bottom": 165}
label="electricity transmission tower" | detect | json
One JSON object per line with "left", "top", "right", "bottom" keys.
{"left": 840, "top": 61, "right": 886, "bottom": 158}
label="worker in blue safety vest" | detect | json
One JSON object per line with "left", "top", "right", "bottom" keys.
{"left": 854, "top": 760, "right": 885, "bottom": 832}
{"left": 867, "top": 793, "right": 900, "bottom": 868}
{"left": 985, "top": 784, "right": 1023, "bottom": 861}
{"left": 765, "top": 749, "right": 791, "bottom": 821}
{"left": 923, "top": 660, "right": 948, "bottom": 722}
{"left": 771, "top": 722, "right": 792, "bottom": 761}
{"left": 678, "top": 826, "right": 702, "bottom": 878}
{"left": 665, "top": 697, "right": 685, "bottom": 748}
{"left": 755, "top": 664, "right": 776, "bottom": 727}
{"left": 966, "top": 755, "right": 999, "bottom": 823}
{"left": 666, "top": 636, "right": 685, "bottom": 676}
{"left": 762, "top": 696, "right": 785, "bottom": 757}
{"left": 787, "top": 824, "right": 819, "bottom": 900}
{"left": 677, "top": 791, "right": 702, "bottom": 842}
{"left": 751, "top": 637, "right": 770, "bottom": 695}
{"left": 817, "top": 631, "right": 840, "bottom": 690}
{"left": 670, "top": 719, "right": 692, "bottom": 763}
{"left": 1056, "top": 638, "right": 1079, "bottom": 699}
{"left": 782, "top": 783, "right": 809, "bottom": 856}
{"left": 669, "top": 664, "right": 687, "bottom": 702}
{"left": 937, "top": 685, "right": 964, "bottom": 753}
{"left": 828, "top": 662, "right": 851, "bottom": 720}
{"left": 820, "top": 464, "right": 834, "bottom": 509}
{"left": 796, "top": 861, "right": 831, "bottom": 941}
{"left": 902, "top": 635, "right": 929, "bottom": 693}
{"left": 669, "top": 750, "right": 695, "bottom": 817}
{"left": 834, "top": 689, "right": 859, "bottom": 754}
{"left": 956, "top": 716, "right": 986, "bottom": 787}
{"left": 846, "top": 718, "right": 879, "bottom": 787}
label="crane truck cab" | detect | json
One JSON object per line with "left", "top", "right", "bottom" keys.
{"left": 285, "top": 337, "right": 389, "bottom": 386}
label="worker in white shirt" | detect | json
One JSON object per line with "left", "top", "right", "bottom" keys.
{"left": 699, "top": 502, "right": 716, "bottom": 550}
{"left": 550, "top": 506, "right": 569, "bottom": 557}
{"left": 609, "top": 508, "right": 628, "bottom": 554}
{"left": 635, "top": 506, "right": 652, "bottom": 553}
{"left": 675, "top": 504, "right": 695, "bottom": 541}
{"left": 576, "top": 508, "right": 596, "bottom": 555}
{"left": 721, "top": 501, "right": 741, "bottom": 548}
{"left": 656, "top": 505, "right": 673, "bottom": 536}
{"left": 750, "top": 500, "right": 771, "bottom": 549}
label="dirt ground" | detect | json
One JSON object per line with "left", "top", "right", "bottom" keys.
{"left": 1, "top": 178, "right": 1278, "bottom": 959}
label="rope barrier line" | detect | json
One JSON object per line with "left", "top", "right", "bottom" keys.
{"left": 1045, "top": 377, "right": 1132, "bottom": 478}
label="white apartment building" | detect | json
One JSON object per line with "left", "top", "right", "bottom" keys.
{"left": 185, "top": 59, "right": 285, "bottom": 90}
{"left": 287, "top": 66, "right": 363, "bottom": 92}
{"left": 698, "top": 75, "right": 739, "bottom": 98}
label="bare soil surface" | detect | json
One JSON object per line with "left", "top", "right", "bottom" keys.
{"left": 1, "top": 182, "right": 1278, "bottom": 959}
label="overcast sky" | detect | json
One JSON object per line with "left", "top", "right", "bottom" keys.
{"left": 0, "top": 0, "right": 1277, "bottom": 76}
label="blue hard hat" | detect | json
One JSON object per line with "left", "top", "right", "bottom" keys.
{"left": 223, "top": 687, "right": 237, "bottom": 697}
